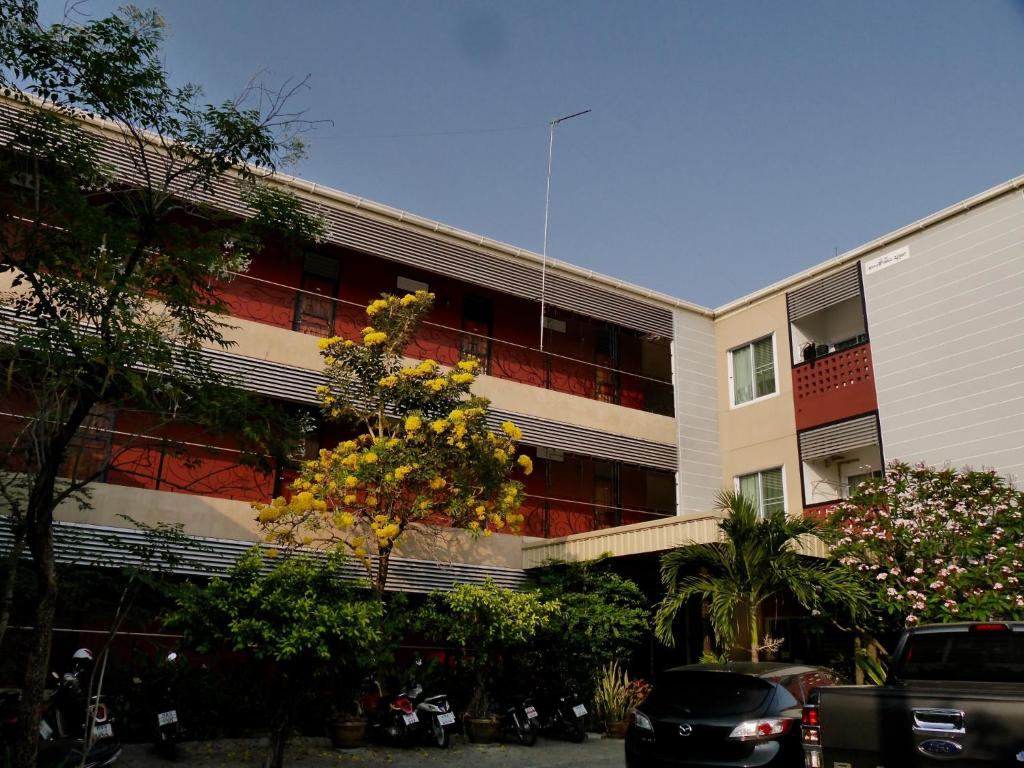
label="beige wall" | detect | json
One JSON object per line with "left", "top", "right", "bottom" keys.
{"left": 54, "top": 483, "right": 531, "bottom": 569}
{"left": 713, "top": 293, "right": 801, "bottom": 515}
{"left": 217, "top": 315, "right": 677, "bottom": 445}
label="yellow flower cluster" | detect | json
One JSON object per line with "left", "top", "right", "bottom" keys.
{"left": 429, "top": 477, "right": 446, "bottom": 490}
{"left": 423, "top": 377, "right": 448, "bottom": 392}
{"left": 317, "top": 336, "right": 342, "bottom": 351}
{"left": 363, "top": 331, "right": 388, "bottom": 346}
{"left": 393, "top": 465, "right": 413, "bottom": 481}
{"left": 456, "top": 360, "right": 479, "bottom": 372}
{"left": 405, "top": 415, "right": 422, "bottom": 432}
{"left": 501, "top": 421, "right": 523, "bottom": 441}
{"left": 451, "top": 372, "right": 474, "bottom": 385}
{"left": 366, "top": 298, "right": 391, "bottom": 316}
{"left": 517, "top": 454, "right": 533, "bottom": 475}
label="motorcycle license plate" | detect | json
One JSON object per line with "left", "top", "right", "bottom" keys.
{"left": 158, "top": 709, "right": 178, "bottom": 726}
{"left": 525, "top": 706, "right": 539, "bottom": 719}
{"left": 402, "top": 712, "right": 419, "bottom": 725}
{"left": 93, "top": 723, "right": 113, "bottom": 739}
{"left": 438, "top": 712, "right": 456, "bottom": 726}
{"left": 39, "top": 719, "right": 53, "bottom": 740}
{"left": 572, "top": 704, "right": 587, "bottom": 717}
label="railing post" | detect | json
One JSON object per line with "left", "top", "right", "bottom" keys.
{"left": 154, "top": 438, "right": 167, "bottom": 491}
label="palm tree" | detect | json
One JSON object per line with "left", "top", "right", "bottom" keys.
{"left": 655, "top": 491, "right": 866, "bottom": 661}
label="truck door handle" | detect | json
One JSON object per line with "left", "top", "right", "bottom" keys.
{"left": 912, "top": 708, "right": 965, "bottom": 735}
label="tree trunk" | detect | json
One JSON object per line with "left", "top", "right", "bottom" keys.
{"left": 375, "top": 548, "right": 391, "bottom": 597}
{"left": 14, "top": 521, "right": 58, "bottom": 768}
{"left": 265, "top": 670, "right": 298, "bottom": 768}
{"left": 0, "top": 522, "right": 26, "bottom": 647}
{"left": 748, "top": 602, "right": 760, "bottom": 663}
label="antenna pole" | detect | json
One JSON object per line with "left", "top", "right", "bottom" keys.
{"left": 539, "top": 109, "right": 591, "bottom": 352}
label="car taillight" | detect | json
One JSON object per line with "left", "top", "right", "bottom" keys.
{"left": 802, "top": 703, "right": 822, "bottom": 764}
{"left": 728, "top": 718, "right": 792, "bottom": 740}
{"left": 802, "top": 705, "right": 818, "bottom": 727}
{"left": 970, "top": 622, "right": 1010, "bottom": 633}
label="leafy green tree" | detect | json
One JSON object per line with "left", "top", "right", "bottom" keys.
{"left": 0, "top": 4, "right": 321, "bottom": 763}
{"left": 167, "top": 550, "right": 382, "bottom": 768}
{"left": 655, "top": 491, "right": 866, "bottom": 661}
{"left": 420, "top": 579, "right": 557, "bottom": 718}
{"left": 826, "top": 462, "right": 1024, "bottom": 634}
{"left": 257, "top": 292, "right": 531, "bottom": 595}
{"left": 527, "top": 558, "right": 648, "bottom": 702}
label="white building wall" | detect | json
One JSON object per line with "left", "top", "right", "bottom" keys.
{"left": 861, "top": 188, "right": 1024, "bottom": 485}
{"left": 673, "top": 309, "right": 722, "bottom": 514}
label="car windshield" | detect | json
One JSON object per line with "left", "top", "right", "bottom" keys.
{"left": 647, "top": 671, "right": 774, "bottom": 717}
{"left": 896, "top": 631, "right": 1024, "bottom": 683}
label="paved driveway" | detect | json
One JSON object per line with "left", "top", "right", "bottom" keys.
{"left": 120, "top": 735, "right": 625, "bottom": 767}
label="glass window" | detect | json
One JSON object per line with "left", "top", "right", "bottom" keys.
{"left": 737, "top": 467, "right": 785, "bottom": 517}
{"left": 731, "top": 336, "right": 776, "bottom": 405}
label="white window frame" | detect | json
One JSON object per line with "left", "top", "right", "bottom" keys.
{"left": 734, "top": 465, "right": 787, "bottom": 518}
{"left": 727, "top": 333, "right": 779, "bottom": 409}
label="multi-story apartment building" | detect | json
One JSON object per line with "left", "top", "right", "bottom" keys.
{"left": 2, "top": 101, "right": 1023, "bottom": 618}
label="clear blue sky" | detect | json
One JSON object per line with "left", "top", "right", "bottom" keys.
{"left": 40, "top": 0, "right": 1024, "bottom": 307}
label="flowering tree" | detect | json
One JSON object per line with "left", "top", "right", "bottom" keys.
{"left": 256, "top": 291, "right": 530, "bottom": 594}
{"left": 827, "top": 462, "right": 1024, "bottom": 634}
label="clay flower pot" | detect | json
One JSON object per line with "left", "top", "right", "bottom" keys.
{"left": 465, "top": 716, "right": 501, "bottom": 743}
{"left": 606, "top": 720, "right": 629, "bottom": 738}
{"left": 328, "top": 717, "right": 367, "bottom": 748}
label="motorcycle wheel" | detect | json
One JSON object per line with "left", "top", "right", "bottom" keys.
{"left": 566, "top": 717, "right": 586, "bottom": 743}
{"left": 430, "top": 717, "right": 450, "bottom": 748}
{"left": 158, "top": 739, "right": 178, "bottom": 761}
{"left": 514, "top": 717, "right": 537, "bottom": 747}
{"left": 396, "top": 719, "right": 415, "bottom": 749}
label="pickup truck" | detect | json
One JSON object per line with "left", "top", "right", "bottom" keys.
{"left": 801, "top": 621, "right": 1024, "bottom": 768}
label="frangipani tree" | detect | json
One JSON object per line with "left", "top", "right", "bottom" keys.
{"left": 256, "top": 291, "right": 531, "bottom": 594}
{"left": 827, "top": 462, "right": 1024, "bottom": 633}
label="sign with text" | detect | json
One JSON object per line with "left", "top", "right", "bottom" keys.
{"left": 863, "top": 246, "right": 910, "bottom": 276}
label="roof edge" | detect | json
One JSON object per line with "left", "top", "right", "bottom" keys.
{"left": 714, "top": 172, "right": 1024, "bottom": 316}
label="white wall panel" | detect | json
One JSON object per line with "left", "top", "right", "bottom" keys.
{"left": 673, "top": 309, "right": 722, "bottom": 514}
{"left": 862, "top": 189, "right": 1024, "bottom": 485}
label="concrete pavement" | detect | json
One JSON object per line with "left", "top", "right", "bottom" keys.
{"left": 119, "top": 734, "right": 625, "bottom": 767}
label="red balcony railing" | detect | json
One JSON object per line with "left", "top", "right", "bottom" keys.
{"left": 792, "top": 343, "right": 878, "bottom": 431}
{"left": 215, "top": 272, "right": 674, "bottom": 415}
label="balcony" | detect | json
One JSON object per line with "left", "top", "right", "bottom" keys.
{"left": 519, "top": 495, "right": 673, "bottom": 538}
{"left": 792, "top": 343, "right": 878, "bottom": 431}
{"left": 215, "top": 271, "right": 674, "bottom": 415}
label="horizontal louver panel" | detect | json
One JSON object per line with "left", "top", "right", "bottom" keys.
{"left": 0, "top": 103, "right": 673, "bottom": 338}
{"left": 200, "top": 345, "right": 678, "bottom": 470}
{"left": 798, "top": 414, "right": 879, "bottom": 461}
{"left": 0, "top": 520, "right": 529, "bottom": 593}
{"left": 786, "top": 264, "right": 862, "bottom": 321}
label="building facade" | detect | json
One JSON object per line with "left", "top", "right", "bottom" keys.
{"left": 2, "top": 102, "right": 1023, "bottom": 593}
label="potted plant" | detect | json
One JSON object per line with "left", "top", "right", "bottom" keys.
{"left": 328, "top": 698, "right": 367, "bottom": 748}
{"left": 594, "top": 661, "right": 652, "bottom": 738}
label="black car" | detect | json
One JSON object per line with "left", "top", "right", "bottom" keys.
{"left": 625, "top": 662, "right": 838, "bottom": 768}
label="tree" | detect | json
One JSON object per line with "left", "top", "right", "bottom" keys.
{"left": 655, "top": 491, "right": 866, "bottom": 661}
{"left": 526, "top": 558, "right": 648, "bottom": 702}
{"left": 419, "top": 579, "right": 557, "bottom": 718}
{"left": 167, "top": 549, "right": 382, "bottom": 768}
{"left": 0, "top": 5, "right": 321, "bottom": 764}
{"left": 826, "top": 461, "right": 1024, "bottom": 635}
{"left": 256, "top": 291, "right": 530, "bottom": 595}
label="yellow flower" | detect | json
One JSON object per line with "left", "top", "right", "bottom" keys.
{"left": 343, "top": 494, "right": 357, "bottom": 505}
{"left": 453, "top": 424, "right": 467, "bottom": 440}
{"left": 502, "top": 421, "right": 523, "bottom": 440}
{"left": 468, "top": 521, "right": 480, "bottom": 531}
{"left": 448, "top": 409, "right": 465, "bottom": 422}
{"left": 343, "top": 339, "right": 355, "bottom": 347}
{"left": 364, "top": 331, "right": 388, "bottom": 346}
{"left": 317, "top": 336, "right": 341, "bottom": 351}
{"left": 323, "top": 356, "right": 336, "bottom": 366}
{"left": 379, "top": 375, "right": 399, "bottom": 388}
{"left": 400, "top": 293, "right": 417, "bottom": 306}
{"left": 394, "top": 465, "right": 413, "bottom": 481}
{"left": 424, "top": 378, "right": 448, "bottom": 392}
{"left": 334, "top": 512, "right": 355, "bottom": 527}
{"left": 366, "top": 298, "right": 389, "bottom": 316}
{"left": 266, "top": 547, "right": 280, "bottom": 559}
{"left": 456, "top": 360, "right": 479, "bottom": 372}
{"left": 405, "top": 415, "right": 422, "bottom": 432}
{"left": 366, "top": 495, "right": 378, "bottom": 507}
{"left": 363, "top": 452, "right": 378, "bottom": 464}
{"left": 429, "top": 477, "right": 446, "bottom": 490}
{"left": 354, "top": 546, "right": 366, "bottom": 558}
{"left": 451, "top": 372, "right": 474, "bottom": 384}
{"left": 430, "top": 419, "right": 448, "bottom": 434}
{"left": 494, "top": 448, "right": 508, "bottom": 463}
{"left": 517, "top": 455, "right": 533, "bottom": 475}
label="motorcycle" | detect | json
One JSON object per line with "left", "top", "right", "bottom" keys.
{"left": 537, "top": 690, "right": 587, "bottom": 743}
{"left": 361, "top": 677, "right": 418, "bottom": 749}
{"left": 498, "top": 694, "right": 539, "bottom": 746}
{"left": 0, "top": 649, "right": 123, "bottom": 768}
{"left": 132, "top": 651, "right": 183, "bottom": 760}
{"left": 408, "top": 658, "right": 455, "bottom": 749}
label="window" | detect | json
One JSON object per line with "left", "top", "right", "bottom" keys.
{"left": 460, "top": 295, "right": 493, "bottom": 372}
{"left": 737, "top": 467, "right": 784, "bottom": 517}
{"left": 730, "top": 335, "right": 776, "bottom": 406}
{"left": 845, "top": 470, "right": 882, "bottom": 498}
{"left": 594, "top": 326, "right": 620, "bottom": 404}
{"left": 293, "top": 253, "right": 340, "bottom": 337}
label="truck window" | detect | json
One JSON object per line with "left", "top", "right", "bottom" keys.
{"left": 896, "top": 631, "right": 1024, "bottom": 683}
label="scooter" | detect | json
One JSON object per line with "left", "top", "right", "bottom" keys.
{"left": 537, "top": 690, "right": 587, "bottom": 743}
{"left": 361, "top": 678, "right": 418, "bottom": 748}
{"left": 407, "top": 659, "right": 455, "bottom": 749}
{"left": 498, "top": 694, "right": 539, "bottom": 746}
{"left": 135, "top": 651, "right": 183, "bottom": 760}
